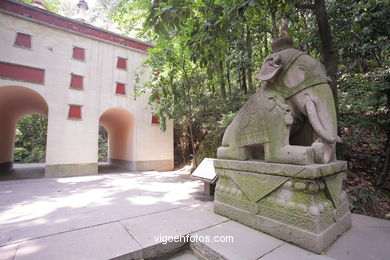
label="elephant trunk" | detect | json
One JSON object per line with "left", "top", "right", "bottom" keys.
{"left": 304, "top": 93, "right": 337, "bottom": 143}
{"left": 300, "top": 84, "right": 341, "bottom": 163}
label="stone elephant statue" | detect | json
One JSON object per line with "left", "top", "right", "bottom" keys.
{"left": 217, "top": 48, "right": 341, "bottom": 165}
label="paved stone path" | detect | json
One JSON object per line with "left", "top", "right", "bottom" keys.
{"left": 0, "top": 170, "right": 389, "bottom": 259}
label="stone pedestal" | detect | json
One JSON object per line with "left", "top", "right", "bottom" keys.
{"left": 213, "top": 159, "right": 351, "bottom": 253}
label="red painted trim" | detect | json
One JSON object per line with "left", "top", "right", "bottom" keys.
{"left": 0, "top": 61, "right": 44, "bottom": 84}
{"left": 151, "top": 115, "right": 160, "bottom": 125}
{"left": 116, "top": 82, "right": 126, "bottom": 95}
{"left": 15, "top": 32, "right": 32, "bottom": 48}
{"left": 68, "top": 105, "right": 81, "bottom": 119}
{"left": 0, "top": 0, "right": 151, "bottom": 52}
{"left": 70, "top": 74, "right": 83, "bottom": 89}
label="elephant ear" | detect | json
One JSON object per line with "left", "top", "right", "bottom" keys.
{"left": 255, "top": 53, "right": 282, "bottom": 82}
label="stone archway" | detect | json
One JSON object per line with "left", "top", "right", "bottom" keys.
{"left": 99, "top": 108, "right": 134, "bottom": 171}
{"left": 0, "top": 86, "right": 49, "bottom": 172}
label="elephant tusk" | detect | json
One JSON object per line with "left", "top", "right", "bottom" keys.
{"left": 304, "top": 94, "right": 336, "bottom": 143}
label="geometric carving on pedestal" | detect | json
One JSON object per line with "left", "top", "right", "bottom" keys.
{"left": 324, "top": 173, "right": 344, "bottom": 208}
{"left": 229, "top": 171, "right": 288, "bottom": 203}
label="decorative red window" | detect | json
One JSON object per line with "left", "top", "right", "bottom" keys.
{"left": 15, "top": 33, "right": 31, "bottom": 49}
{"left": 70, "top": 74, "right": 83, "bottom": 89}
{"left": 117, "top": 57, "right": 127, "bottom": 69}
{"left": 116, "top": 82, "right": 126, "bottom": 95}
{"left": 73, "top": 47, "right": 85, "bottom": 61}
{"left": 68, "top": 105, "right": 82, "bottom": 119}
{"left": 151, "top": 114, "right": 160, "bottom": 124}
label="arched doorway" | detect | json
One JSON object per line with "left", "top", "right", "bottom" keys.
{"left": 0, "top": 86, "right": 49, "bottom": 177}
{"left": 98, "top": 108, "right": 134, "bottom": 173}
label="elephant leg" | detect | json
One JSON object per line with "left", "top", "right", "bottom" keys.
{"left": 264, "top": 104, "right": 315, "bottom": 165}
{"left": 217, "top": 116, "right": 251, "bottom": 160}
{"left": 217, "top": 146, "right": 250, "bottom": 161}
{"left": 311, "top": 141, "right": 336, "bottom": 163}
{"left": 265, "top": 143, "right": 315, "bottom": 165}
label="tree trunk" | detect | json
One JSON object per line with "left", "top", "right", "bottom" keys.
{"left": 241, "top": 67, "right": 247, "bottom": 94}
{"left": 378, "top": 140, "right": 390, "bottom": 185}
{"left": 378, "top": 90, "right": 390, "bottom": 185}
{"left": 182, "top": 63, "right": 198, "bottom": 168}
{"left": 270, "top": 11, "right": 278, "bottom": 39}
{"left": 246, "top": 22, "right": 254, "bottom": 92}
{"left": 188, "top": 119, "right": 198, "bottom": 168}
{"left": 217, "top": 61, "right": 227, "bottom": 99}
{"left": 227, "top": 64, "right": 232, "bottom": 96}
{"left": 247, "top": 65, "right": 253, "bottom": 93}
{"left": 312, "top": 0, "right": 339, "bottom": 114}
{"left": 181, "top": 139, "right": 186, "bottom": 164}
{"left": 299, "top": 10, "right": 310, "bottom": 54}
{"left": 207, "top": 66, "right": 215, "bottom": 93}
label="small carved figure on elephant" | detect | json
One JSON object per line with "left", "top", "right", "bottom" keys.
{"left": 217, "top": 47, "right": 341, "bottom": 165}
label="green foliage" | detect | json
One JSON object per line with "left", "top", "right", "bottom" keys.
{"left": 98, "top": 127, "right": 108, "bottom": 162}
{"left": 111, "top": 0, "right": 153, "bottom": 36}
{"left": 14, "top": 147, "right": 29, "bottom": 162}
{"left": 329, "top": 0, "right": 389, "bottom": 71}
{"left": 14, "top": 116, "right": 109, "bottom": 163}
{"left": 14, "top": 115, "right": 47, "bottom": 163}
{"left": 332, "top": 0, "right": 390, "bottom": 179}
{"left": 44, "top": 0, "right": 62, "bottom": 13}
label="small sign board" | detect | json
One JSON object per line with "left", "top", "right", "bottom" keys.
{"left": 191, "top": 158, "right": 217, "bottom": 183}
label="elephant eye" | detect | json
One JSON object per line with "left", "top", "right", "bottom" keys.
{"left": 298, "top": 65, "right": 306, "bottom": 71}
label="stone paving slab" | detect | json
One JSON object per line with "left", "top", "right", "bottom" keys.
{"left": 0, "top": 243, "right": 19, "bottom": 260}
{"left": 261, "top": 244, "right": 335, "bottom": 260}
{"left": 120, "top": 202, "right": 228, "bottom": 258}
{"left": 324, "top": 214, "right": 390, "bottom": 260}
{"left": 191, "top": 220, "right": 284, "bottom": 260}
{"left": 13, "top": 222, "right": 142, "bottom": 260}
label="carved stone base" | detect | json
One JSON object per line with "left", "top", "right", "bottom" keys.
{"left": 213, "top": 159, "right": 351, "bottom": 253}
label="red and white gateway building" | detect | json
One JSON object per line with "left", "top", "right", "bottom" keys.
{"left": 0, "top": 0, "right": 173, "bottom": 176}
